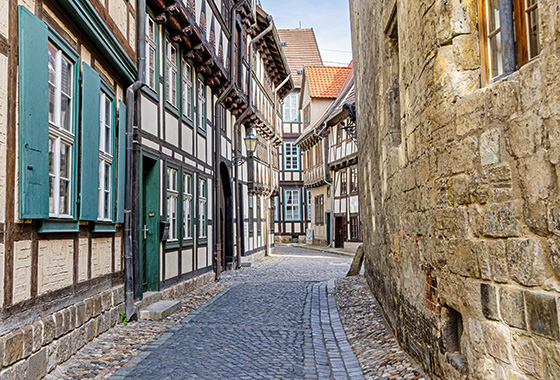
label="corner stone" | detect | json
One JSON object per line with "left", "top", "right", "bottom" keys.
{"left": 525, "top": 291, "right": 560, "bottom": 341}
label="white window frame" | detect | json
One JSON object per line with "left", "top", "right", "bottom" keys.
{"left": 284, "top": 142, "right": 300, "bottom": 171}
{"left": 182, "top": 60, "right": 193, "bottom": 119}
{"left": 306, "top": 189, "right": 312, "bottom": 221}
{"left": 165, "top": 38, "right": 178, "bottom": 106}
{"left": 283, "top": 92, "right": 299, "bottom": 122}
{"left": 98, "top": 91, "right": 114, "bottom": 221}
{"left": 145, "top": 16, "right": 157, "bottom": 90}
{"left": 284, "top": 189, "right": 301, "bottom": 221}
{"left": 167, "top": 167, "right": 178, "bottom": 241}
{"left": 199, "top": 178, "right": 207, "bottom": 238}
{"left": 48, "top": 42, "right": 74, "bottom": 218}
{"left": 183, "top": 173, "right": 193, "bottom": 240}
{"left": 198, "top": 78, "right": 206, "bottom": 131}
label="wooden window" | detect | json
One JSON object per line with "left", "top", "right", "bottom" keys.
{"left": 284, "top": 142, "right": 300, "bottom": 171}
{"left": 183, "top": 172, "right": 193, "bottom": 241}
{"left": 98, "top": 90, "right": 114, "bottom": 221}
{"left": 315, "top": 195, "right": 324, "bottom": 225}
{"left": 166, "top": 167, "right": 178, "bottom": 241}
{"left": 197, "top": 78, "right": 207, "bottom": 133}
{"left": 274, "top": 196, "right": 279, "bottom": 221}
{"left": 165, "top": 38, "right": 178, "bottom": 106}
{"left": 306, "top": 189, "right": 312, "bottom": 221}
{"left": 146, "top": 15, "right": 158, "bottom": 91}
{"left": 48, "top": 42, "right": 75, "bottom": 218}
{"left": 350, "top": 216, "right": 359, "bottom": 241}
{"left": 248, "top": 193, "right": 254, "bottom": 236}
{"left": 350, "top": 167, "right": 358, "bottom": 193}
{"left": 284, "top": 189, "right": 301, "bottom": 221}
{"left": 341, "top": 170, "right": 347, "bottom": 195}
{"left": 182, "top": 60, "right": 193, "bottom": 119}
{"left": 478, "top": 0, "right": 541, "bottom": 84}
{"left": 337, "top": 124, "right": 343, "bottom": 145}
{"left": 283, "top": 92, "right": 299, "bottom": 122}
{"left": 257, "top": 195, "right": 261, "bottom": 235}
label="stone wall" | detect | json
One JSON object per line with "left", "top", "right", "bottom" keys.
{"left": 350, "top": 0, "right": 560, "bottom": 379}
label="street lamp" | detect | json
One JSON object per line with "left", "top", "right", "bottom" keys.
{"left": 233, "top": 128, "right": 258, "bottom": 166}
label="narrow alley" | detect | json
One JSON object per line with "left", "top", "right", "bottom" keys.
{"left": 46, "top": 246, "right": 424, "bottom": 380}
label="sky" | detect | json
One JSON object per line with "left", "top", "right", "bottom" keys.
{"left": 259, "top": 0, "right": 353, "bottom": 67}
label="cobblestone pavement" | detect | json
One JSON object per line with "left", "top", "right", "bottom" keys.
{"left": 48, "top": 245, "right": 426, "bottom": 379}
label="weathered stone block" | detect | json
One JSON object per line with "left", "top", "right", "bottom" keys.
{"left": 480, "top": 128, "right": 501, "bottom": 166}
{"left": 21, "top": 325, "right": 33, "bottom": 359}
{"left": 113, "top": 285, "right": 125, "bottom": 305}
{"left": 84, "top": 298, "right": 93, "bottom": 321}
{"left": 76, "top": 301, "right": 86, "bottom": 327}
{"left": 481, "top": 283, "right": 498, "bottom": 320}
{"left": 0, "top": 368, "right": 13, "bottom": 380}
{"left": 42, "top": 316, "right": 55, "bottom": 345}
{"left": 3, "top": 329, "right": 24, "bottom": 366}
{"left": 499, "top": 287, "right": 526, "bottom": 330}
{"left": 525, "top": 291, "right": 560, "bottom": 340}
{"left": 56, "top": 332, "right": 73, "bottom": 364}
{"left": 27, "top": 347, "right": 47, "bottom": 380}
{"left": 506, "top": 112, "right": 541, "bottom": 159}
{"left": 93, "top": 295, "right": 103, "bottom": 317}
{"left": 507, "top": 238, "right": 546, "bottom": 286}
{"left": 47, "top": 341, "right": 57, "bottom": 373}
{"left": 449, "top": 174, "right": 470, "bottom": 205}
{"left": 483, "top": 202, "right": 522, "bottom": 238}
{"left": 514, "top": 339, "right": 545, "bottom": 378}
{"left": 54, "top": 311, "right": 64, "bottom": 339}
{"left": 31, "top": 321, "right": 43, "bottom": 353}
{"left": 12, "top": 359, "right": 27, "bottom": 380}
{"left": 489, "top": 240, "right": 509, "bottom": 283}
{"left": 483, "top": 322, "right": 512, "bottom": 363}
{"left": 101, "top": 290, "right": 112, "bottom": 311}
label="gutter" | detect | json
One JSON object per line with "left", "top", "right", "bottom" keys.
{"left": 124, "top": 0, "right": 146, "bottom": 319}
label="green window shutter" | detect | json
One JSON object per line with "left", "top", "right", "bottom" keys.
{"left": 18, "top": 6, "right": 49, "bottom": 219}
{"left": 116, "top": 100, "right": 126, "bottom": 223}
{"left": 79, "top": 62, "right": 101, "bottom": 221}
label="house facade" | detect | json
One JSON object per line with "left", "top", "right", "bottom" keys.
{"left": 297, "top": 65, "right": 351, "bottom": 246}
{"left": 1, "top": 0, "right": 136, "bottom": 377}
{"left": 274, "top": 29, "right": 322, "bottom": 243}
{"left": 350, "top": 0, "right": 560, "bottom": 379}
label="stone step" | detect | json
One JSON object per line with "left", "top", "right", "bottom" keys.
{"left": 139, "top": 300, "right": 182, "bottom": 321}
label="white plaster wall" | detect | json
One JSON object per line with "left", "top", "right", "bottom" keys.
{"left": 91, "top": 238, "right": 112, "bottom": 278}
{"left": 165, "top": 112, "right": 179, "bottom": 146}
{"left": 141, "top": 96, "right": 159, "bottom": 136}
{"left": 37, "top": 239, "right": 73, "bottom": 295}
{"left": 78, "top": 238, "right": 89, "bottom": 282}
{"left": 165, "top": 250, "right": 179, "bottom": 279}
{"left": 13, "top": 240, "right": 32, "bottom": 304}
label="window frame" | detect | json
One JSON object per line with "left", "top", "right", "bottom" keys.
{"left": 165, "top": 164, "right": 180, "bottom": 245}
{"left": 350, "top": 215, "right": 360, "bottom": 241}
{"left": 284, "top": 188, "right": 301, "bottom": 222}
{"left": 283, "top": 141, "right": 300, "bottom": 171}
{"left": 314, "top": 195, "right": 324, "bottom": 225}
{"left": 182, "top": 169, "right": 194, "bottom": 246}
{"left": 47, "top": 31, "right": 80, "bottom": 221}
{"left": 197, "top": 175, "right": 208, "bottom": 244}
{"left": 197, "top": 76, "right": 207, "bottom": 135}
{"left": 341, "top": 170, "right": 347, "bottom": 195}
{"left": 350, "top": 167, "right": 358, "bottom": 194}
{"left": 164, "top": 34, "right": 179, "bottom": 110}
{"left": 97, "top": 83, "right": 116, "bottom": 223}
{"left": 181, "top": 59, "right": 194, "bottom": 123}
{"left": 274, "top": 196, "right": 279, "bottom": 222}
{"left": 145, "top": 12, "right": 159, "bottom": 98}
{"left": 282, "top": 92, "right": 299, "bottom": 122}
{"left": 306, "top": 189, "right": 312, "bottom": 222}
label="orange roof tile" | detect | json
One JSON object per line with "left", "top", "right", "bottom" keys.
{"left": 305, "top": 66, "right": 352, "bottom": 99}
{"left": 277, "top": 29, "right": 323, "bottom": 87}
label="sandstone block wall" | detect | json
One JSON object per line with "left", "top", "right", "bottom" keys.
{"left": 350, "top": 0, "right": 560, "bottom": 379}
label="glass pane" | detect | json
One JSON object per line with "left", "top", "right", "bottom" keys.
{"left": 48, "top": 45, "right": 56, "bottom": 84}
{"left": 528, "top": 7, "right": 540, "bottom": 58}
{"left": 49, "top": 175, "right": 55, "bottom": 214}
{"left": 149, "top": 48, "right": 156, "bottom": 88}
{"left": 61, "top": 56, "right": 72, "bottom": 95}
{"left": 60, "top": 143, "right": 70, "bottom": 179}
{"left": 104, "top": 190, "right": 110, "bottom": 219}
{"left": 104, "top": 97, "right": 111, "bottom": 126}
{"left": 489, "top": 0, "right": 500, "bottom": 32}
{"left": 105, "top": 126, "right": 111, "bottom": 154}
{"left": 49, "top": 138, "right": 55, "bottom": 175}
{"left": 490, "top": 33, "right": 503, "bottom": 78}
{"left": 60, "top": 94, "right": 71, "bottom": 131}
{"left": 49, "top": 84, "right": 55, "bottom": 124}
{"left": 59, "top": 179, "right": 69, "bottom": 215}
{"left": 104, "top": 163, "right": 111, "bottom": 192}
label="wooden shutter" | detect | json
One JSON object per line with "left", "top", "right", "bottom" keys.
{"left": 79, "top": 62, "right": 101, "bottom": 221}
{"left": 116, "top": 100, "right": 126, "bottom": 223}
{"left": 18, "top": 6, "right": 49, "bottom": 219}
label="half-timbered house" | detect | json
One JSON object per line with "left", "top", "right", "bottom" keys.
{"left": 275, "top": 29, "right": 322, "bottom": 243}
{"left": 1, "top": 0, "right": 136, "bottom": 376}
{"left": 297, "top": 65, "right": 351, "bottom": 246}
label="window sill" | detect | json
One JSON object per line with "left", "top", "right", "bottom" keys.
{"left": 197, "top": 126, "right": 207, "bottom": 137}
{"left": 39, "top": 219, "right": 79, "bottom": 233}
{"left": 197, "top": 237, "right": 208, "bottom": 246}
{"left": 182, "top": 239, "right": 194, "bottom": 248}
{"left": 93, "top": 223, "right": 116, "bottom": 233}
{"left": 142, "top": 86, "right": 159, "bottom": 103}
{"left": 181, "top": 114, "right": 194, "bottom": 127}
{"left": 165, "top": 102, "right": 180, "bottom": 118}
{"left": 165, "top": 240, "right": 180, "bottom": 250}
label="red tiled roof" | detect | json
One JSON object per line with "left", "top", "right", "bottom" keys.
{"left": 277, "top": 29, "right": 323, "bottom": 87}
{"left": 305, "top": 66, "right": 352, "bottom": 99}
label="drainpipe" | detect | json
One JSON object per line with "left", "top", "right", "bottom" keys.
{"left": 124, "top": 0, "right": 146, "bottom": 319}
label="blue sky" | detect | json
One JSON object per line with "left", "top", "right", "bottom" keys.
{"left": 259, "top": 0, "right": 353, "bottom": 66}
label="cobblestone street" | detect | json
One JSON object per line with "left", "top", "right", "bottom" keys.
{"left": 47, "top": 246, "right": 425, "bottom": 379}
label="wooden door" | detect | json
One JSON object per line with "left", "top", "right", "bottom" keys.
{"left": 335, "top": 217, "right": 344, "bottom": 248}
{"left": 140, "top": 155, "right": 160, "bottom": 293}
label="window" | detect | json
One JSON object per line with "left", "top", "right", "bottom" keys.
{"left": 182, "top": 60, "right": 193, "bottom": 119}
{"left": 197, "top": 78, "right": 206, "bottom": 132}
{"left": 198, "top": 177, "right": 207, "bottom": 239}
{"left": 478, "top": 0, "right": 541, "bottom": 83}
{"left": 183, "top": 172, "right": 193, "bottom": 241}
{"left": 146, "top": 15, "right": 157, "bottom": 90}
{"left": 248, "top": 193, "right": 254, "bottom": 236}
{"left": 341, "top": 170, "right": 347, "bottom": 195}
{"left": 257, "top": 195, "right": 261, "bottom": 235}
{"left": 315, "top": 195, "right": 324, "bottom": 225}
{"left": 166, "top": 167, "right": 178, "bottom": 241}
{"left": 284, "top": 142, "right": 300, "bottom": 171}
{"left": 274, "top": 196, "right": 279, "bottom": 221}
{"left": 283, "top": 92, "right": 299, "bottom": 122}
{"left": 303, "top": 105, "right": 310, "bottom": 127}
{"left": 350, "top": 167, "right": 358, "bottom": 193}
{"left": 350, "top": 216, "right": 360, "bottom": 241}
{"left": 306, "top": 189, "right": 312, "bottom": 221}
{"left": 165, "top": 38, "right": 178, "bottom": 106}
{"left": 48, "top": 42, "right": 75, "bottom": 218}
{"left": 98, "top": 91, "right": 114, "bottom": 221}
{"left": 337, "top": 124, "right": 343, "bottom": 144}
{"left": 284, "top": 189, "right": 301, "bottom": 221}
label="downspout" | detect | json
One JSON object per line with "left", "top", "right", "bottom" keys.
{"left": 232, "top": 15, "right": 273, "bottom": 265}
{"left": 124, "top": 0, "right": 146, "bottom": 319}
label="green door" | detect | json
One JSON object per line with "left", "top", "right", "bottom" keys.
{"left": 326, "top": 212, "right": 331, "bottom": 245}
{"left": 140, "top": 155, "right": 160, "bottom": 293}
